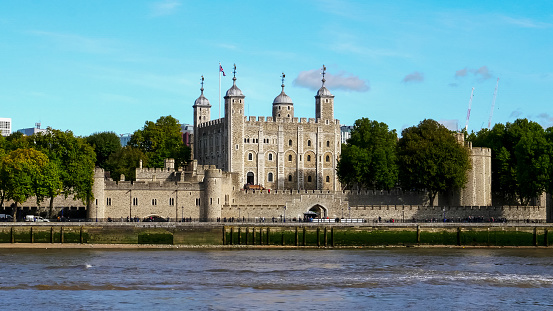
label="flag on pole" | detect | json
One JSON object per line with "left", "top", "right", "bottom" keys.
{"left": 219, "top": 64, "right": 226, "bottom": 76}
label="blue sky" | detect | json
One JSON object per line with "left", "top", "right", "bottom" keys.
{"left": 1, "top": 0, "right": 552, "bottom": 137}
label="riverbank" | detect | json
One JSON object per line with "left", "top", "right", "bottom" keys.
{"left": 0, "top": 223, "right": 552, "bottom": 247}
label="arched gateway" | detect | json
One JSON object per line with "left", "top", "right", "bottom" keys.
{"left": 308, "top": 204, "right": 327, "bottom": 219}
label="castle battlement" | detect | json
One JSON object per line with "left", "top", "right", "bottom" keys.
{"left": 198, "top": 118, "right": 224, "bottom": 128}
{"left": 470, "top": 147, "right": 492, "bottom": 157}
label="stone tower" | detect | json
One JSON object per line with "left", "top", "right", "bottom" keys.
{"left": 193, "top": 76, "right": 211, "bottom": 160}
{"left": 224, "top": 65, "right": 246, "bottom": 186}
{"left": 315, "top": 65, "right": 334, "bottom": 122}
{"left": 272, "top": 73, "right": 294, "bottom": 119}
{"left": 201, "top": 167, "right": 223, "bottom": 221}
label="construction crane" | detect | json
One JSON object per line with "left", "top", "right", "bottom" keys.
{"left": 487, "top": 78, "right": 500, "bottom": 130}
{"left": 465, "top": 87, "right": 475, "bottom": 132}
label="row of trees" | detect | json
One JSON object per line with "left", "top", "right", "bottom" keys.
{"left": 0, "top": 115, "right": 190, "bottom": 220}
{"left": 85, "top": 115, "right": 190, "bottom": 181}
{"left": 470, "top": 119, "right": 553, "bottom": 205}
{"left": 337, "top": 117, "right": 553, "bottom": 206}
{"left": 337, "top": 118, "right": 470, "bottom": 206}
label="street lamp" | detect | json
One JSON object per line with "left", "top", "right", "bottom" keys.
{"left": 238, "top": 207, "right": 241, "bottom": 222}
{"left": 348, "top": 206, "right": 351, "bottom": 219}
{"left": 283, "top": 206, "right": 286, "bottom": 223}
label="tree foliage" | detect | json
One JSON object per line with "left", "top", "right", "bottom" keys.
{"left": 397, "top": 119, "right": 471, "bottom": 206}
{"left": 129, "top": 116, "right": 190, "bottom": 168}
{"left": 32, "top": 128, "right": 96, "bottom": 210}
{"left": 105, "top": 146, "right": 147, "bottom": 181}
{"left": 85, "top": 131, "right": 121, "bottom": 169}
{"left": 471, "top": 119, "right": 551, "bottom": 205}
{"left": 337, "top": 118, "right": 398, "bottom": 190}
{"left": 0, "top": 148, "right": 52, "bottom": 220}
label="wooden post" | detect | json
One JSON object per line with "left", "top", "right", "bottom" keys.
{"left": 230, "top": 227, "right": 234, "bottom": 245}
{"left": 457, "top": 227, "right": 461, "bottom": 246}
{"left": 10, "top": 227, "right": 14, "bottom": 244}
{"left": 60, "top": 226, "right": 64, "bottom": 244}
{"left": 266, "top": 227, "right": 270, "bottom": 245}
{"left": 295, "top": 227, "right": 298, "bottom": 246}
{"left": 303, "top": 227, "right": 306, "bottom": 246}
{"left": 317, "top": 228, "right": 320, "bottom": 247}
{"left": 80, "top": 226, "right": 84, "bottom": 244}
{"left": 545, "top": 228, "right": 549, "bottom": 247}
{"left": 222, "top": 226, "right": 227, "bottom": 245}
{"left": 324, "top": 227, "right": 327, "bottom": 247}
{"left": 30, "top": 227, "right": 34, "bottom": 244}
{"left": 416, "top": 225, "right": 421, "bottom": 243}
{"left": 50, "top": 226, "right": 54, "bottom": 243}
{"left": 281, "top": 228, "right": 285, "bottom": 246}
{"left": 252, "top": 227, "right": 256, "bottom": 245}
{"left": 238, "top": 227, "right": 241, "bottom": 245}
{"left": 534, "top": 227, "right": 538, "bottom": 247}
{"left": 331, "top": 227, "right": 334, "bottom": 247}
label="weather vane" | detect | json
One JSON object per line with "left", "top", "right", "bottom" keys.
{"left": 233, "top": 64, "right": 237, "bottom": 79}
{"left": 281, "top": 72, "right": 285, "bottom": 86}
{"left": 322, "top": 65, "right": 326, "bottom": 85}
{"left": 201, "top": 75, "right": 204, "bottom": 88}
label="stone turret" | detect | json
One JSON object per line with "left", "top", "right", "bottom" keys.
{"left": 201, "top": 168, "right": 223, "bottom": 221}
{"left": 89, "top": 167, "right": 106, "bottom": 221}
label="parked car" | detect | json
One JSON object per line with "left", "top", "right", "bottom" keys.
{"left": 143, "top": 216, "right": 168, "bottom": 222}
{"left": 25, "top": 215, "right": 50, "bottom": 222}
{"left": 0, "top": 214, "right": 13, "bottom": 222}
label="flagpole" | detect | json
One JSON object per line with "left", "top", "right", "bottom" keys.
{"left": 219, "top": 62, "right": 221, "bottom": 119}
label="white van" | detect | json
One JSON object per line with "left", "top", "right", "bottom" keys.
{"left": 25, "top": 215, "right": 50, "bottom": 222}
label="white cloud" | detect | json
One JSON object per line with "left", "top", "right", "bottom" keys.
{"left": 439, "top": 119, "right": 459, "bottom": 131}
{"left": 537, "top": 113, "right": 553, "bottom": 128}
{"left": 510, "top": 109, "right": 523, "bottom": 119}
{"left": 402, "top": 71, "right": 424, "bottom": 83}
{"left": 150, "top": 0, "right": 181, "bottom": 17}
{"left": 455, "top": 68, "right": 468, "bottom": 78}
{"left": 293, "top": 68, "right": 369, "bottom": 92}
{"left": 453, "top": 66, "right": 493, "bottom": 81}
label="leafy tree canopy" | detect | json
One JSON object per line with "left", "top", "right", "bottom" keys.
{"left": 105, "top": 146, "right": 147, "bottom": 181}
{"left": 397, "top": 119, "right": 471, "bottom": 206}
{"left": 85, "top": 131, "right": 121, "bottom": 169}
{"left": 471, "top": 119, "right": 551, "bottom": 205}
{"left": 129, "top": 116, "right": 190, "bottom": 169}
{"left": 337, "top": 118, "right": 398, "bottom": 190}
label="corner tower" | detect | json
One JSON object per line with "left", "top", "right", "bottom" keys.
{"left": 193, "top": 76, "right": 211, "bottom": 160}
{"left": 315, "top": 65, "right": 334, "bottom": 121}
{"left": 272, "top": 73, "right": 294, "bottom": 119}
{"left": 224, "top": 64, "right": 246, "bottom": 185}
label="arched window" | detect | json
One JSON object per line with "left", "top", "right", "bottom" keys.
{"left": 288, "top": 139, "right": 292, "bottom": 146}
{"left": 248, "top": 153, "right": 253, "bottom": 161}
{"left": 307, "top": 176, "right": 312, "bottom": 182}
{"left": 307, "top": 140, "right": 311, "bottom": 147}
{"left": 268, "top": 153, "right": 273, "bottom": 161}
{"left": 326, "top": 176, "right": 330, "bottom": 182}
{"left": 326, "top": 141, "right": 330, "bottom": 147}
{"left": 288, "top": 154, "right": 292, "bottom": 161}
{"left": 287, "top": 114, "right": 290, "bottom": 117}
{"left": 326, "top": 155, "right": 330, "bottom": 162}
{"left": 288, "top": 175, "right": 292, "bottom": 181}
{"left": 307, "top": 155, "right": 311, "bottom": 162}
{"left": 268, "top": 172, "right": 273, "bottom": 182}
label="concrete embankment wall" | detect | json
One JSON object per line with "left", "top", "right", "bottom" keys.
{"left": 1, "top": 223, "right": 553, "bottom": 247}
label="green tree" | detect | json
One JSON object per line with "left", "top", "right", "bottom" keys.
{"left": 337, "top": 118, "right": 398, "bottom": 189}
{"left": 397, "top": 119, "right": 471, "bottom": 206}
{"left": 472, "top": 119, "right": 551, "bottom": 205}
{"left": 85, "top": 131, "right": 121, "bottom": 169}
{"left": 129, "top": 115, "right": 190, "bottom": 168}
{"left": 0, "top": 148, "right": 51, "bottom": 221}
{"left": 32, "top": 128, "right": 96, "bottom": 216}
{"left": 105, "top": 146, "right": 147, "bottom": 181}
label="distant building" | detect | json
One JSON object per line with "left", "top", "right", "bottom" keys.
{"left": 17, "top": 123, "right": 47, "bottom": 136}
{"left": 340, "top": 125, "right": 353, "bottom": 144}
{"left": 181, "top": 123, "right": 193, "bottom": 146}
{"left": 0, "top": 118, "right": 11, "bottom": 136}
{"left": 119, "top": 134, "right": 132, "bottom": 147}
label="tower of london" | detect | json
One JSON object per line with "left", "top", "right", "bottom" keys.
{"left": 193, "top": 66, "right": 341, "bottom": 191}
